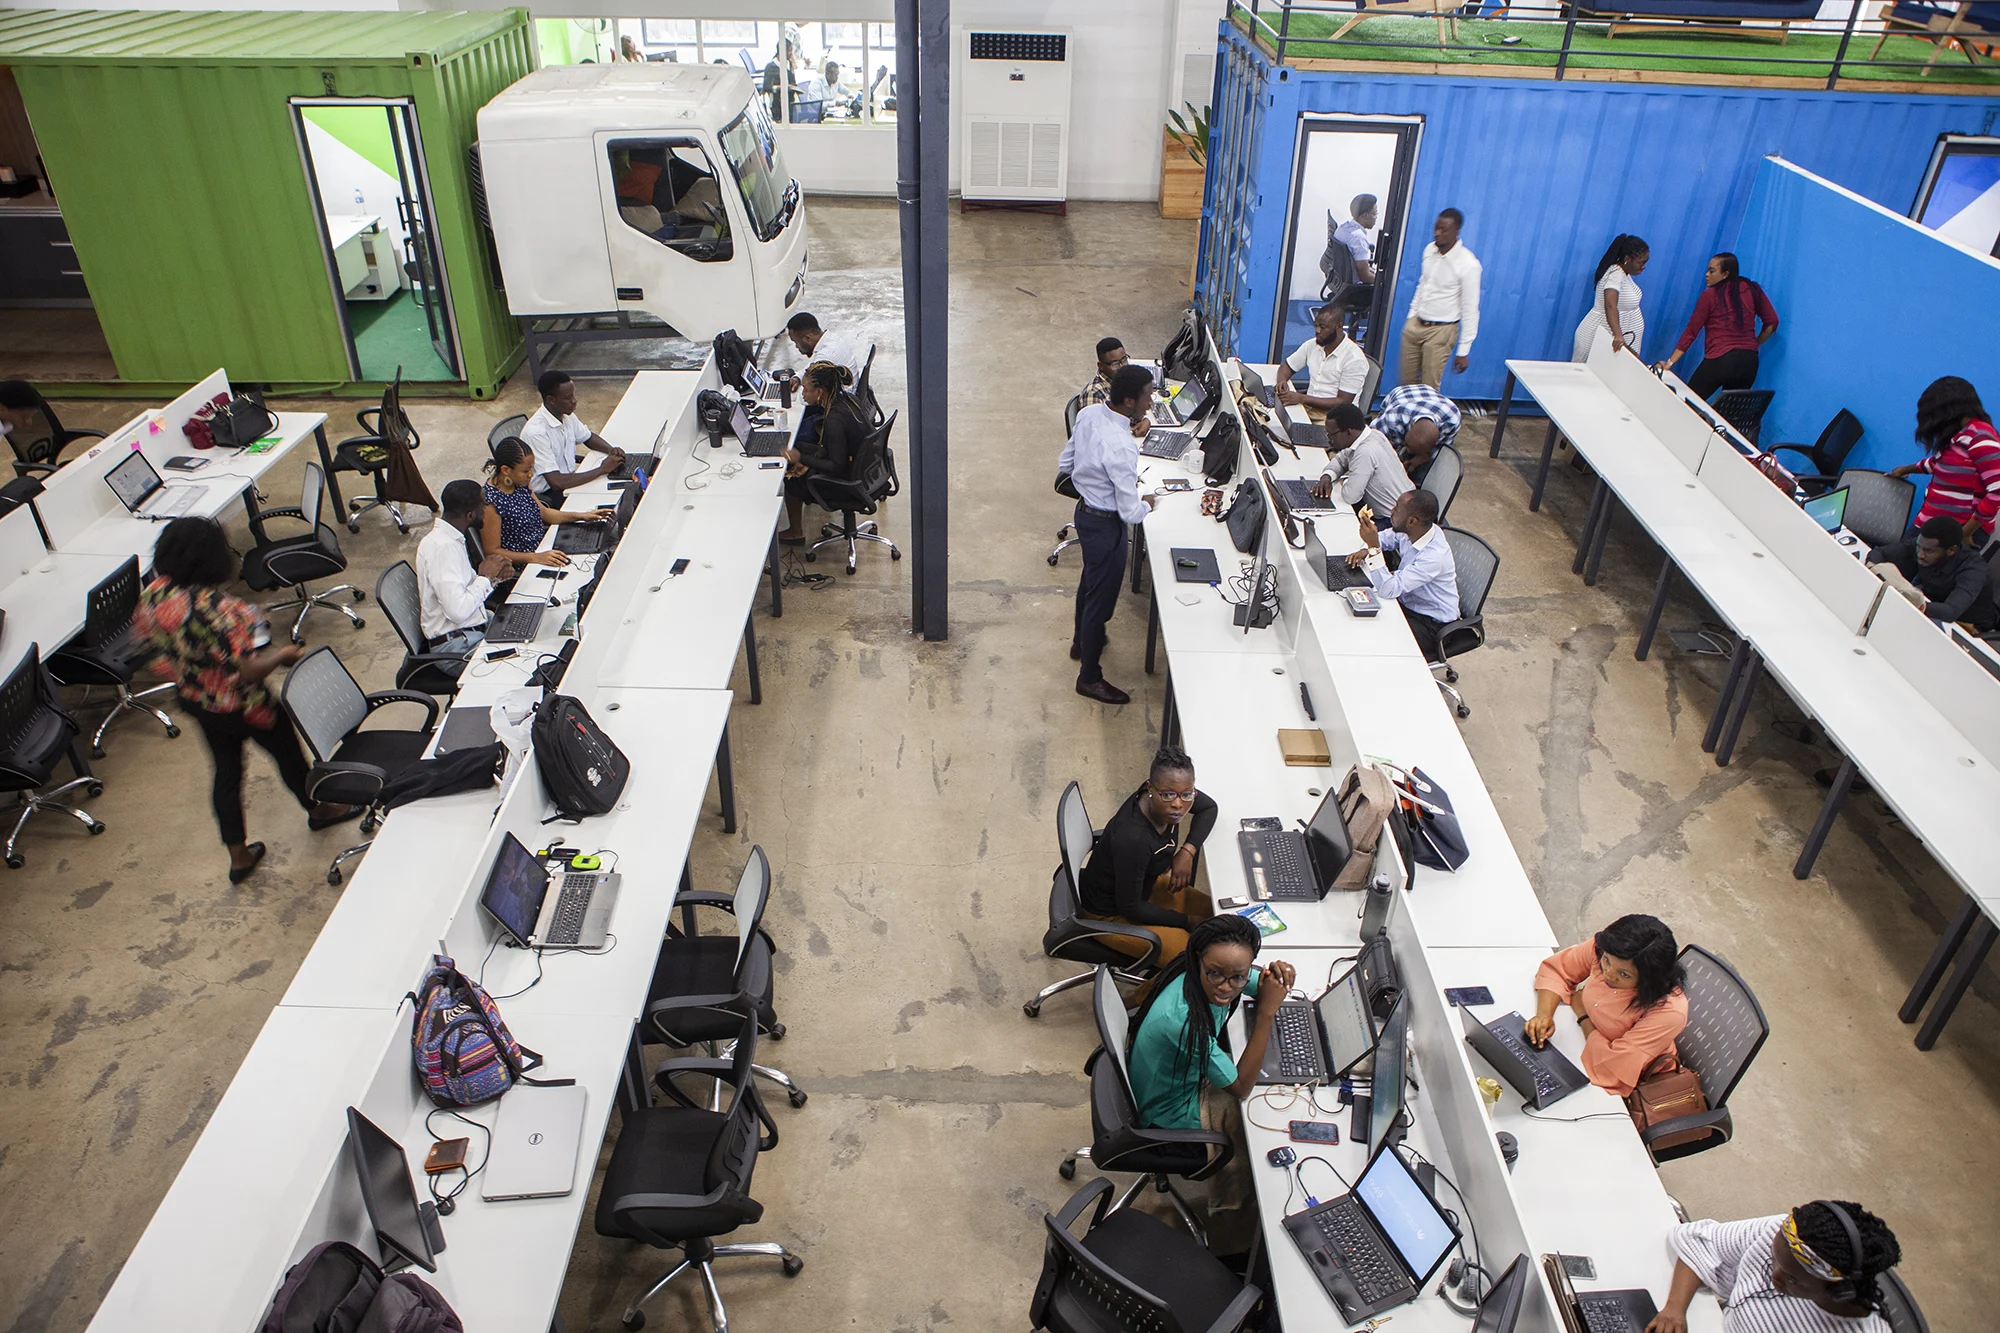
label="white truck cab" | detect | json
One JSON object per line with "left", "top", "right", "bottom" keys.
{"left": 476, "top": 63, "right": 808, "bottom": 341}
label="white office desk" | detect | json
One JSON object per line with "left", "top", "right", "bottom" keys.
{"left": 0, "top": 505, "right": 124, "bottom": 674}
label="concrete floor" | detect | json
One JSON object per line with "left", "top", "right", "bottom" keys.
{"left": 2, "top": 200, "right": 1995, "bottom": 1332}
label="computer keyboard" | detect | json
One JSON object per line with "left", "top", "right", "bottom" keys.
{"left": 1312, "top": 1201, "right": 1404, "bottom": 1303}
{"left": 1140, "top": 429, "right": 1192, "bottom": 459}
{"left": 544, "top": 875, "right": 594, "bottom": 945}
{"left": 1493, "top": 1027, "right": 1563, "bottom": 1100}
{"left": 1578, "top": 1298, "right": 1642, "bottom": 1333}
{"left": 1275, "top": 478, "right": 1336, "bottom": 513}
{"left": 1272, "top": 1005, "right": 1321, "bottom": 1081}
{"left": 1246, "top": 830, "right": 1307, "bottom": 896}
{"left": 488, "top": 601, "right": 545, "bottom": 643}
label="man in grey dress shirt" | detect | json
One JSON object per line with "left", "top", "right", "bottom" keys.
{"left": 1312, "top": 403, "right": 1413, "bottom": 521}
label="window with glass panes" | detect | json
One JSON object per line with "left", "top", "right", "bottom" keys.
{"left": 609, "top": 19, "right": 897, "bottom": 126}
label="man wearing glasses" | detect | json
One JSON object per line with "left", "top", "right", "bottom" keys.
{"left": 1076, "top": 746, "right": 1219, "bottom": 969}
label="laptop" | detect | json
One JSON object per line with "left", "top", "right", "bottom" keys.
{"left": 104, "top": 450, "right": 208, "bottom": 520}
{"left": 1802, "top": 485, "right": 1849, "bottom": 534}
{"left": 1474, "top": 1256, "right": 1533, "bottom": 1333}
{"left": 1459, "top": 1007, "right": 1591, "bottom": 1110}
{"left": 553, "top": 516, "right": 615, "bottom": 555}
{"left": 731, "top": 401, "right": 792, "bottom": 456}
{"left": 434, "top": 706, "right": 496, "bottom": 755}
{"left": 1140, "top": 427, "right": 1194, "bottom": 460}
{"left": 480, "top": 831, "right": 620, "bottom": 949}
{"left": 1272, "top": 475, "right": 1338, "bottom": 518}
{"left": 483, "top": 600, "right": 547, "bottom": 645}
{"left": 1304, "top": 520, "right": 1374, "bottom": 592}
{"left": 1283, "top": 1141, "right": 1461, "bottom": 1323}
{"left": 1258, "top": 955, "right": 1379, "bottom": 1085}
{"left": 1543, "top": 1254, "right": 1660, "bottom": 1333}
{"left": 1237, "top": 786, "right": 1352, "bottom": 902}
{"left": 1239, "top": 362, "right": 1279, "bottom": 409}
{"left": 481, "top": 1083, "right": 587, "bottom": 1202}
{"left": 1148, "top": 375, "right": 1210, "bottom": 426}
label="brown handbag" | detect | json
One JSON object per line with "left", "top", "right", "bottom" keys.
{"left": 1624, "top": 1064, "right": 1711, "bottom": 1158}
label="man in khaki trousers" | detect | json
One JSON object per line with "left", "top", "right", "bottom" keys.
{"left": 1401, "top": 208, "right": 1482, "bottom": 389}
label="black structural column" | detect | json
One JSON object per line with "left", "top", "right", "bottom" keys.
{"left": 898, "top": 0, "right": 951, "bottom": 640}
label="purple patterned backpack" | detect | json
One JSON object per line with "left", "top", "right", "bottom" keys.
{"left": 408, "top": 954, "right": 548, "bottom": 1107}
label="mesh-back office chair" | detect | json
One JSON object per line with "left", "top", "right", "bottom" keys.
{"left": 1709, "top": 389, "right": 1774, "bottom": 447}
{"left": 1032, "top": 1176, "right": 1262, "bottom": 1333}
{"left": 1770, "top": 409, "right": 1863, "bottom": 495}
{"left": 804, "top": 409, "right": 901, "bottom": 574}
{"left": 1430, "top": 525, "right": 1499, "bottom": 720}
{"left": 1420, "top": 443, "right": 1464, "bottom": 524}
{"left": 1877, "top": 1271, "right": 1931, "bottom": 1333}
{"left": 1359, "top": 354, "right": 1383, "bottom": 416}
{"left": 0, "top": 645, "right": 104, "bottom": 867}
{"left": 1060, "top": 968, "right": 1235, "bottom": 1243}
{"left": 1835, "top": 469, "right": 1918, "bottom": 549}
{"left": 332, "top": 369, "right": 423, "bottom": 534}
{"left": 1027, "top": 781, "right": 1162, "bottom": 1017}
{"left": 1051, "top": 395, "right": 1086, "bottom": 566}
{"left": 487, "top": 413, "right": 528, "bottom": 463}
{"left": 47, "top": 556, "right": 180, "bottom": 756}
{"left": 1638, "top": 944, "right": 1769, "bottom": 1164}
{"left": 597, "top": 1010, "right": 802, "bottom": 1332}
{"left": 853, "top": 344, "right": 883, "bottom": 424}
{"left": 240, "top": 463, "right": 365, "bottom": 644}
{"left": 280, "top": 646, "right": 438, "bottom": 885}
{"left": 4, "top": 384, "right": 105, "bottom": 479}
{"left": 374, "top": 561, "right": 468, "bottom": 697}
{"left": 641, "top": 846, "right": 806, "bottom": 1109}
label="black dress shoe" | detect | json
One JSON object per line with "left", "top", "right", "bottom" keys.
{"left": 228, "top": 842, "right": 267, "bottom": 884}
{"left": 1069, "top": 640, "right": 1081, "bottom": 661}
{"left": 1076, "top": 679, "right": 1132, "bottom": 706}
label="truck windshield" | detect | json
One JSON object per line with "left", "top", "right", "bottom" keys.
{"left": 719, "top": 99, "right": 795, "bottom": 243}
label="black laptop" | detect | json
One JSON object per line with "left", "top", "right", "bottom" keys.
{"left": 1459, "top": 1007, "right": 1591, "bottom": 1110}
{"left": 731, "top": 401, "right": 791, "bottom": 456}
{"left": 1544, "top": 1253, "right": 1660, "bottom": 1333}
{"left": 1238, "top": 362, "right": 1279, "bottom": 409}
{"left": 1236, "top": 786, "right": 1352, "bottom": 903}
{"left": 1258, "top": 954, "right": 1380, "bottom": 1085}
{"left": 1304, "top": 520, "right": 1373, "bottom": 592}
{"left": 1284, "top": 1141, "right": 1461, "bottom": 1323}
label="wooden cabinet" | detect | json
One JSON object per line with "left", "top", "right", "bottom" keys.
{"left": 0, "top": 204, "right": 90, "bottom": 305}
{"left": 1159, "top": 127, "right": 1204, "bottom": 220}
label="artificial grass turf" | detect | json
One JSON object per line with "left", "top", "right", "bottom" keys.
{"left": 349, "top": 288, "right": 456, "bottom": 383}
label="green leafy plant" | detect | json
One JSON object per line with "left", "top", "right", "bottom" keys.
{"left": 1166, "top": 101, "right": 1211, "bottom": 168}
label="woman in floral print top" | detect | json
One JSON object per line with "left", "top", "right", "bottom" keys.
{"left": 130, "top": 517, "right": 357, "bottom": 882}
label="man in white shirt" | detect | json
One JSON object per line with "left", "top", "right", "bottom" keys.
{"left": 1401, "top": 208, "right": 1482, "bottom": 389}
{"left": 1344, "top": 489, "right": 1460, "bottom": 663}
{"left": 1277, "top": 303, "right": 1369, "bottom": 427}
{"left": 1057, "top": 364, "right": 1159, "bottom": 706}
{"left": 784, "top": 311, "right": 866, "bottom": 386}
{"left": 1311, "top": 403, "right": 1413, "bottom": 521}
{"left": 519, "top": 371, "right": 624, "bottom": 501}
{"left": 416, "top": 480, "right": 514, "bottom": 669}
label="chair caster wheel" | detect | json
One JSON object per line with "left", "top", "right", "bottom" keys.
{"left": 804, "top": 551, "right": 817, "bottom": 562}
{"left": 88, "top": 781, "right": 104, "bottom": 798}
{"left": 1048, "top": 555, "right": 1059, "bottom": 567}
{"left": 90, "top": 745, "right": 106, "bottom": 760}
{"left": 328, "top": 868, "right": 343, "bottom": 885}
{"left": 769, "top": 1023, "right": 785, "bottom": 1040}
{"left": 87, "top": 820, "right": 106, "bottom": 835}
{"left": 1456, "top": 705, "right": 1471, "bottom": 719}
{"left": 789, "top": 1089, "right": 808, "bottom": 1108}
{"left": 890, "top": 549, "right": 902, "bottom": 561}
{"left": 5, "top": 854, "right": 21, "bottom": 869}
{"left": 1023, "top": 1001, "right": 1041, "bottom": 1017}
{"left": 346, "top": 522, "right": 360, "bottom": 534}
{"left": 352, "top": 618, "right": 365, "bottom": 630}
{"left": 1445, "top": 666, "right": 1458, "bottom": 683}
{"left": 783, "top": 1256, "right": 804, "bottom": 1277}
{"left": 1059, "top": 1158, "right": 1077, "bottom": 1180}
{"left": 165, "top": 724, "right": 181, "bottom": 739}
{"left": 621, "top": 1311, "right": 645, "bottom": 1331}
{"left": 353, "top": 590, "right": 367, "bottom": 602}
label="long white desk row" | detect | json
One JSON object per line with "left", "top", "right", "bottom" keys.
{"left": 1122, "top": 337, "right": 1717, "bottom": 1333}
{"left": 90, "top": 360, "right": 794, "bottom": 1331}
{"left": 1493, "top": 346, "right": 2000, "bottom": 1050}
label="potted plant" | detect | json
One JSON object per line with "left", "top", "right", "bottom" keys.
{"left": 1160, "top": 101, "right": 1208, "bottom": 220}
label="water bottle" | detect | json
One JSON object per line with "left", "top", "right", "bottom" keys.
{"left": 1360, "top": 872, "right": 1394, "bottom": 942}
{"left": 353, "top": 188, "right": 365, "bottom": 208}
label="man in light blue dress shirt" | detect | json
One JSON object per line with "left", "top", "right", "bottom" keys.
{"left": 1058, "top": 364, "right": 1159, "bottom": 705}
{"left": 1344, "top": 488, "right": 1459, "bottom": 663}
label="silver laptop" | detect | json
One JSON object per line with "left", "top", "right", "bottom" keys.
{"left": 105, "top": 450, "right": 208, "bottom": 519}
{"left": 481, "top": 1083, "right": 587, "bottom": 1202}
{"left": 478, "top": 831, "right": 620, "bottom": 949}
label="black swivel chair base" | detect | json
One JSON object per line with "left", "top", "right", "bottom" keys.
{"left": 7, "top": 778, "right": 105, "bottom": 867}
{"left": 709, "top": 1035, "right": 807, "bottom": 1109}
{"left": 346, "top": 495, "right": 412, "bottom": 535}
{"left": 327, "top": 838, "right": 372, "bottom": 886}
{"left": 1025, "top": 962, "right": 1153, "bottom": 1018}
{"left": 84, "top": 681, "right": 180, "bottom": 756}
{"left": 618, "top": 1235, "right": 803, "bottom": 1332}
{"left": 805, "top": 513, "right": 899, "bottom": 575}
{"left": 266, "top": 581, "right": 366, "bottom": 644}
{"left": 1049, "top": 523, "right": 1079, "bottom": 567}
{"left": 1056, "top": 1150, "right": 1209, "bottom": 1245}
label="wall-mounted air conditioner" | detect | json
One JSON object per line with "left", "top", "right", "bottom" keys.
{"left": 959, "top": 29, "right": 1072, "bottom": 206}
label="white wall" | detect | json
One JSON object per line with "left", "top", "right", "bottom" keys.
{"left": 302, "top": 120, "right": 412, "bottom": 262}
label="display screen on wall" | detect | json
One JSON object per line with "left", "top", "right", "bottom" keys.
{"left": 1911, "top": 134, "right": 2000, "bottom": 258}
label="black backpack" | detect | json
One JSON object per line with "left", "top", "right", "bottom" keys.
{"left": 260, "top": 1241, "right": 462, "bottom": 1333}
{"left": 532, "top": 693, "right": 630, "bottom": 820}
{"left": 1201, "top": 412, "right": 1241, "bottom": 487}
{"left": 713, "top": 329, "right": 758, "bottom": 393}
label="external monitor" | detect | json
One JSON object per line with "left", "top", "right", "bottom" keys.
{"left": 1473, "top": 1255, "right": 1532, "bottom": 1333}
{"left": 1370, "top": 994, "right": 1410, "bottom": 1157}
{"left": 479, "top": 831, "right": 549, "bottom": 947}
{"left": 1802, "top": 486, "right": 1849, "bottom": 534}
{"left": 104, "top": 450, "right": 163, "bottom": 513}
{"left": 343, "top": 1107, "right": 439, "bottom": 1273}
{"left": 1303, "top": 784, "right": 1355, "bottom": 891}
{"left": 1354, "top": 1137, "right": 1459, "bottom": 1288}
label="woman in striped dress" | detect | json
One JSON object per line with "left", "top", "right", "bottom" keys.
{"left": 1647, "top": 1200, "right": 1901, "bottom": 1333}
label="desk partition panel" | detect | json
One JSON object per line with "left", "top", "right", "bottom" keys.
{"left": 1586, "top": 338, "right": 1714, "bottom": 474}
{"left": 0, "top": 501, "right": 47, "bottom": 575}
{"left": 37, "top": 370, "right": 231, "bottom": 548}
{"left": 1695, "top": 444, "right": 1883, "bottom": 635}
{"left": 1865, "top": 593, "right": 2000, "bottom": 769}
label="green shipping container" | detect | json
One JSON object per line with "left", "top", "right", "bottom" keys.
{"left": 0, "top": 8, "right": 539, "bottom": 398}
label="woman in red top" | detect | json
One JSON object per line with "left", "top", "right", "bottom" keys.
{"left": 1890, "top": 376, "right": 2000, "bottom": 547}
{"left": 130, "top": 517, "right": 358, "bottom": 882}
{"left": 1525, "top": 914, "right": 1688, "bottom": 1098}
{"left": 1654, "top": 253, "right": 1779, "bottom": 401}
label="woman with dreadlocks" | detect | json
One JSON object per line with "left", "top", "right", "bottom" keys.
{"left": 1648, "top": 1200, "right": 1902, "bottom": 1333}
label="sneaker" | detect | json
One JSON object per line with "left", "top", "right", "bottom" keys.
{"left": 1076, "top": 679, "right": 1131, "bottom": 706}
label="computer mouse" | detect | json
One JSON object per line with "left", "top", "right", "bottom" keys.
{"left": 1837, "top": 534, "right": 1857, "bottom": 546}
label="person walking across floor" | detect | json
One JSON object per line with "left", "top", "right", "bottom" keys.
{"left": 1059, "top": 364, "right": 1159, "bottom": 705}
{"left": 1401, "top": 208, "right": 1481, "bottom": 388}
{"left": 1655, "top": 252, "right": 1779, "bottom": 399}
{"left": 1572, "top": 234, "right": 1650, "bottom": 363}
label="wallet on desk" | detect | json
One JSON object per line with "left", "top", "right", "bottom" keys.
{"left": 1170, "top": 547, "right": 1222, "bottom": 583}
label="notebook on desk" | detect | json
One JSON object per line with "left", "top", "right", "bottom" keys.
{"left": 104, "top": 451, "right": 208, "bottom": 520}
{"left": 434, "top": 706, "right": 495, "bottom": 755}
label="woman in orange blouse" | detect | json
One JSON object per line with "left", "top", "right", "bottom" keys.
{"left": 1525, "top": 914, "right": 1688, "bottom": 1097}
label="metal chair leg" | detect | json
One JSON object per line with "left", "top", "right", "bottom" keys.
{"left": 1163, "top": 1179, "right": 1209, "bottom": 1246}
{"left": 6, "top": 785, "right": 106, "bottom": 867}
{"left": 326, "top": 839, "right": 373, "bottom": 885}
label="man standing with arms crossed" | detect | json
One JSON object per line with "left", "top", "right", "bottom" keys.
{"left": 1402, "top": 208, "right": 1481, "bottom": 389}
{"left": 1060, "top": 364, "right": 1160, "bottom": 706}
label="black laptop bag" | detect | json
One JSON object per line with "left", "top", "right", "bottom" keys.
{"left": 532, "top": 694, "right": 630, "bottom": 820}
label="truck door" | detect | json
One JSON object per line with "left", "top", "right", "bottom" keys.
{"left": 596, "top": 133, "right": 757, "bottom": 340}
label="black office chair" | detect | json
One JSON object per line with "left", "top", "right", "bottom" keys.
{"left": 279, "top": 645, "right": 438, "bottom": 885}
{"left": 803, "top": 409, "right": 901, "bottom": 574}
{"left": 853, "top": 344, "right": 883, "bottom": 425}
{"left": 374, "top": 561, "right": 469, "bottom": 697}
{"left": 1032, "top": 1176, "right": 1262, "bottom": 1333}
{"left": 1061, "top": 968, "right": 1234, "bottom": 1243}
{"left": 1419, "top": 442, "right": 1464, "bottom": 524}
{"left": 1877, "top": 1270, "right": 1930, "bottom": 1333}
{"left": 47, "top": 556, "right": 180, "bottom": 756}
{"left": 642, "top": 846, "right": 805, "bottom": 1108}
{"left": 240, "top": 462, "right": 365, "bottom": 644}
{"left": 1026, "top": 781, "right": 1161, "bottom": 1017}
{"left": 1430, "top": 525, "right": 1499, "bottom": 720}
{"left": 1835, "top": 468, "right": 1918, "bottom": 549}
{"left": 0, "top": 645, "right": 104, "bottom": 868}
{"left": 1709, "top": 389, "right": 1774, "bottom": 447}
{"left": 1769, "top": 409, "right": 1863, "bottom": 495}
{"left": 332, "top": 368, "right": 422, "bottom": 534}
{"left": 1051, "top": 395, "right": 1086, "bottom": 567}
{"left": 4, "top": 385, "right": 106, "bottom": 479}
{"left": 1638, "top": 944, "right": 1769, "bottom": 1164}
{"left": 487, "top": 413, "right": 528, "bottom": 463}
{"left": 597, "top": 1010, "right": 803, "bottom": 1331}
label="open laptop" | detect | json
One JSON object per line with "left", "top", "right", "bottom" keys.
{"left": 1802, "top": 485, "right": 1849, "bottom": 534}
{"left": 481, "top": 1083, "right": 587, "bottom": 1202}
{"left": 1237, "top": 785, "right": 1352, "bottom": 902}
{"left": 553, "top": 482, "right": 637, "bottom": 555}
{"left": 483, "top": 600, "right": 547, "bottom": 646}
{"left": 732, "top": 401, "right": 792, "bottom": 456}
{"left": 1474, "top": 1256, "right": 1534, "bottom": 1333}
{"left": 479, "top": 830, "right": 621, "bottom": 949}
{"left": 1239, "top": 361, "right": 1279, "bottom": 409}
{"left": 1304, "top": 520, "right": 1374, "bottom": 592}
{"left": 1139, "top": 425, "right": 1194, "bottom": 460}
{"left": 1283, "top": 1141, "right": 1461, "bottom": 1323}
{"left": 1270, "top": 472, "right": 1338, "bottom": 521}
{"left": 1459, "top": 1007, "right": 1591, "bottom": 1110}
{"left": 1258, "top": 954, "right": 1379, "bottom": 1085}
{"left": 1147, "top": 374, "right": 1210, "bottom": 427}
{"left": 104, "top": 450, "right": 208, "bottom": 520}
{"left": 1543, "top": 1253, "right": 1660, "bottom": 1333}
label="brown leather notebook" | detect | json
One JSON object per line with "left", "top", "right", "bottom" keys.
{"left": 1277, "top": 728, "right": 1331, "bottom": 767}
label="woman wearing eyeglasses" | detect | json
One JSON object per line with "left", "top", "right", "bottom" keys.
{"left": 1076, "top": 746, "right": 1219, "bottom": 970}
{"left": 1647, "top": 1200, "right": 1901, "bottom": 1333}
